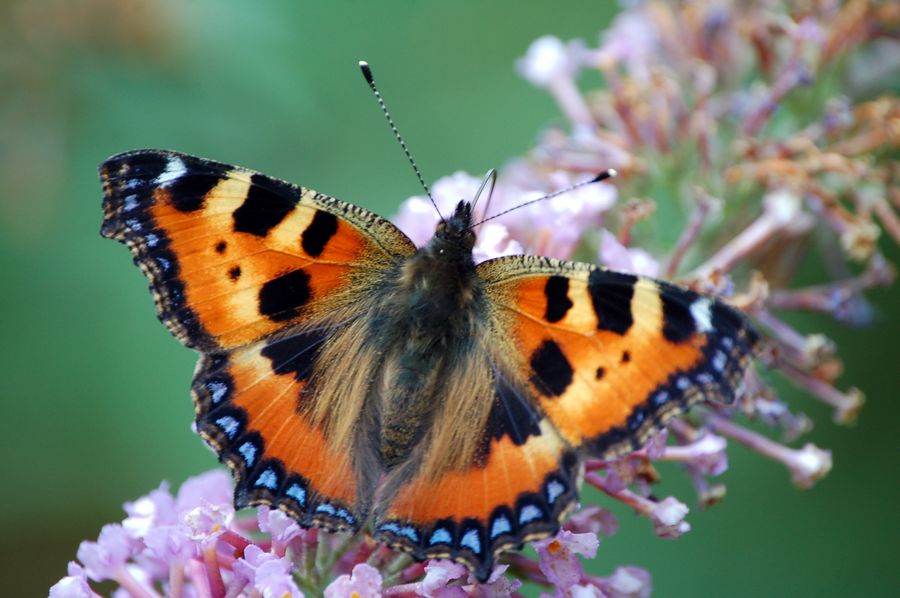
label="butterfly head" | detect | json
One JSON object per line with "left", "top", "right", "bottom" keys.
{"left": 433, "top": 200, "right": 476, "bottom": 254}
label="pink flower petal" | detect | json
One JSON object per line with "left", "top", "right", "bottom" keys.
{"left": 258, "top": 506, "right": 303, "bottom": 546}
{"left": 475, "top": 564, "right": 522, "bottom": 597}
{"left": 324, "top": 563, "right": 382, "bottom": 598}
{"left": 650, "top": 497, "right": 691, "bottom": 539}
{"left": 418, "top": 560, "right": 467, "bottom": 596}
{"left": 517, "top": 36, "right": 576, "bottom": 88}
{"left": 175, "top": 470, "right": 233, "bottom": 516}
{"left": 142, "top": 524, "right": 196, "bottom": 568}
{"left": 534, "top": 530, "right": 600, "bottom": 591}
{"left": 599, "top": 230, "right": 659, "bottom": 277}
{"left": 122, "top": 482, "right": 177, "bottom": 539}
{"left": 595, "top": 566, "right": 653, "bottom": 598}
{"left": 76, "top": 524, "right": 135, "bottom": 582}
{"left": 49, "top": 562, "right": 95, "bottom": 598}
{"left": 473, "top": 223, "right": 524, "bottom": 264}
{"left": 566, "top": 505, "right": 619, "bottom": 538}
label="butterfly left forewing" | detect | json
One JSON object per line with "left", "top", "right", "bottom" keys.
{"left": 100, "top": 149, "right": 415, "bottom": 352}
{"left": 477, "top": 255, "right": 760, "bottom": 459}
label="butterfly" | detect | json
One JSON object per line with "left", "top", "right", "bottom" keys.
{"left": 100, "top": 148, "right": 759, "bottom": 581}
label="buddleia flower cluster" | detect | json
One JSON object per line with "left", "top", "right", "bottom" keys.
{"left": 53, "top": 0, "right": 897, "bottom": 596}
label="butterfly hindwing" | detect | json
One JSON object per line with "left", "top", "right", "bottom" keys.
{"left": 101, "top": 149, "right": 416, "bottom": 531}
{"left": 373, "top": 367, "right": 580, "bottom": 581}
{"left": 192, "top": 331, "right": 373, "bottom": 530}
{"left": 477, "top": 255, "right": 760, "bottom": 458}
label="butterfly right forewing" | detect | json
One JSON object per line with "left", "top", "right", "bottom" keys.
{"left": 477, "top": 255, "right": 761, "bottom": 459}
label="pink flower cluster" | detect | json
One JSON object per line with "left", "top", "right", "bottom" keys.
{"left": 393, "top": 168, "right": 617, "bottom": 263}
{"left": 51, "top": 471, "right": 304, "bottom": 598}
{"left": 51, "top": 471, "right": 643, "bottom": 597}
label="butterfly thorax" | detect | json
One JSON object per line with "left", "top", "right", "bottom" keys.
{"left": 376, "top": 201, "right": 492, "bottom": 471}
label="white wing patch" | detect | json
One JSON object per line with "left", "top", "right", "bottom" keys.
{"left": 155, "top": 156, "right": 187, "bottom": 186}
{"left": 690, "top": 297, "right": 714, "bottom": 333}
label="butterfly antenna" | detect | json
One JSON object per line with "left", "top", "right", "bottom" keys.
{"left": 359, "top": 60, "right": 443, "bottom": 222}
{"left": 472, "top": 169, "right": 618, "bottom": 228}
{"left": 471, "top": 168, "right": 497, "bottom": 232}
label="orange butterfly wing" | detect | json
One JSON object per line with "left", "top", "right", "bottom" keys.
{"left": 374, "top": 369, "right": 579, "bottom": 581}
{"left": 101, "top": 149, "right": 415, "bottom": 530}
{"left": 478, "top": 255, "right": 760, "bottom": 457}
{"left": 101, "top": 149, "right": 414, "bottom": 352}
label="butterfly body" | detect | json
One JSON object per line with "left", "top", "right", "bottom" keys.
{"left": 376, "top": 200, "right": 484, "bottom": 466}
{"left": 101, "top": 149, "right": 760, "bottom": 580}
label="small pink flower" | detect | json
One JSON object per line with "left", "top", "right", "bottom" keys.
{"left": 596, "top": 11, "right": 659, "bottom": 81}
{"left": 649, "top": 497, "right": 691, "bottom": 539}
{"left": 417, "top": 560, "right": 467, "bottom": 597}
{"left": 533, "top": 530, "right": 599, "bottom": 594}
{"left": 472, "top": 564, "right": 522, "bottom": 597}
{"left": 76, "top": 524, "right": 135, "bottom": 582}
{"left": 175, "top": 469, "right": 233, "bottom": 515}
{"left": 659, "top": 432, "right": 729, "bottom": 476}
{"left": 122, "top": 482, "right": 177, "bottom": 539}
{"left": 687, "top": 434, "right": 728, "bottom": 476}
{"left": 594, "top": 566, "right": 652, "bottom": 598}
{"left": 707, "top": 416, "right": 833, "bottom": 489}
{"left": 49, "top": 562, "right": 95, "bottom": 598}
{"left": 258, "top": 505, "right": 303, "bottom": 548}
{"left": 564, "top": 584, "right": 603, "bottom": 598}
{"left": 598, "top": 230, "right": 659, "bottom": 276}
{"left": 325, "top": 563, "right": 383, "bottom": 598}
{"left": 473, "top": 223, "right": 524, "bottom": 263}
{"left": 142, "top": 524, "right": 195, "bottom": 568}
{"left": 254, "top": 559, "right": 304, "bottom": 598}
{"left": 234, "top": 545, "right": 303, "bottom": 598}
{"left": 184, "top": 501, "right": 232, "bottom": 546}
{"left": 786, "top": 443, "right": 833, "bottom": 489}
{"left": 516, "top": 36, "right": 577, "bottom": 88}
{"left": 565, "top": 505, "right": 619, "bottom": 538}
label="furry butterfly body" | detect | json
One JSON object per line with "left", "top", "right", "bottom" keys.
{"left": 101, "top": 149, "right": 759, "bottom": 580}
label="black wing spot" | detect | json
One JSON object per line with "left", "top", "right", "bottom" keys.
{"left": 168, "top": 172, "right": 224, "bottom": 212}
{"left": 486, "top": 375, "right": 543, "bottom": 446}
{"left": 301, "top": 210, "right": 339, "bottom": 257}
{"left": 233, "top": 173, "right": 300, "bottom": 237}
{"left": 529, "top": 340, "right": 574, "bottom": 397}
{"left": 621, "top": 350, "right": 631, "bottom": 363}
{"left": 214, "top": 240, "right": 227, "bottom": 254}
{"left": 596, "top": 366, "right": 605, "bottom": 380}
{"left": 661, "top": 283, "right": 698, "bottom": 343}
{"left": 258, "top": 269, "right": 311, "bottom": 322}
{"left": 544, "top": 276, "right": 573, "bottom": 323}
{"left": 260, "top": 328, "right": 329, "bottom": 384}
{"left": 228, "top": 266, "right": 241, "bottom": 281}
{"left": 588, "top": 269, "right": 635, "bottom": 335}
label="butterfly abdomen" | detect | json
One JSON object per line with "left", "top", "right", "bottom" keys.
{"left": 377, "top": 228, "right": 493, "bottom": 471}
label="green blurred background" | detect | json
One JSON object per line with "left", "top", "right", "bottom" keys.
{"left": 1, "top": 1, "right": 897, "bottom": 596}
